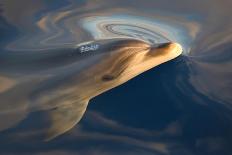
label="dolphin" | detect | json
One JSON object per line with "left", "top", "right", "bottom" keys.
{"left": 0, "top": 38, "right": 182, "bottom": 140}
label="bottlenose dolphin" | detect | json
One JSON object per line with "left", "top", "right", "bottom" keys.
{"left": 0, "top": 38, "right": 182, "bottom": 140}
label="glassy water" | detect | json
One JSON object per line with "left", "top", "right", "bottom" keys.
{"left": 0, "top": 0, "right": 232, "bottom": 154}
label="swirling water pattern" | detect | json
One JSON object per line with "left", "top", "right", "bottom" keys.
{"left": 0, "top": 0, "right": 232, "bottom": 154}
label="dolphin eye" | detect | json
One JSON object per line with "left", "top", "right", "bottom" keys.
{"left": 101, "top": 74, "right": 115, "bottom": 81}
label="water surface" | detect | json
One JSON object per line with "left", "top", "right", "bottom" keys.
{"left": 0, "top": 0, "right": 232, "bottom": 154}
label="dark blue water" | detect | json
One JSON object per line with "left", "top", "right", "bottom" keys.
{"left": 0, "top": 0, "right": 232, "bottom": 154}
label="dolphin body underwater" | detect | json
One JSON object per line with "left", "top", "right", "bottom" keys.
{"left": 0, "top": 38, "right": 182, "bottom": 140}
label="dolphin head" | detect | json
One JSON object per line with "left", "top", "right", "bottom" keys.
{"left": 77, "top": 38, "right": 183, "bottom": 99}
{"left": 97, "top": 39, "right": 182, "bottom": 85}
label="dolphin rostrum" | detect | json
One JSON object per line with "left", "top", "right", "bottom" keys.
{"left": 0, "top": 38, "right": 182, "bottom": 140}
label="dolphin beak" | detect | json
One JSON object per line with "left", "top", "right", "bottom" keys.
{"left": 155, "top": 42, "right": 171, "bottom": 49}
{"left": 150, "top": 42, "right": 182, "bottom": 58}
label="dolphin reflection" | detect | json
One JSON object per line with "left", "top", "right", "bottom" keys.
{"left": 0, "top": 38, "right": 182, "bottom": 140}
